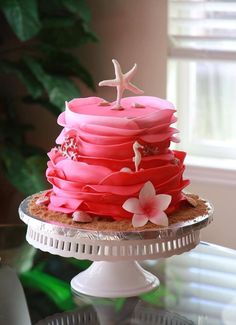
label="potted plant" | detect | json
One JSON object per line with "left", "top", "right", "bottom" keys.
{"left": 0, "top": 0, "right": 97, "bottom": 200}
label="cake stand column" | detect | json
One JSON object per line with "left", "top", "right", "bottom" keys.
{"left": 71, "top": 260, "right": 159, "bottom": 298}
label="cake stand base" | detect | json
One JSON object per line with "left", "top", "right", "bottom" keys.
{"left": 19, "top": 195, "right": 213, "bottom": 299}
{"left": 71, "top": 260, "right": 159, "bottom": 298}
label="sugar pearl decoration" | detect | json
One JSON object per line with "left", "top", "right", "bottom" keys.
{"left": 132, "top": 102, "right": 145, "bottom": 108}
{"left": 98, "top": 100, "right": 111, "bottom": 106}
{"left": 120, "top": 167, "right": 132, "bottom": 173}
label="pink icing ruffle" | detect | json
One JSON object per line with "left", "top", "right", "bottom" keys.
{"left": 46, "top": 96, "right": 189, "bottom": 220}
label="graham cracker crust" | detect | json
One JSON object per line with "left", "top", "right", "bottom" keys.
{"left": 27, "top": 194, "right": 211, "bottom": 232}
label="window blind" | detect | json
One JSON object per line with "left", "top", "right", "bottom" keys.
{"left": 168, "top": 0, "right": 236, "bottom": 59}
{"left": 166, "top": 244, "right": 236, "bottom": 324}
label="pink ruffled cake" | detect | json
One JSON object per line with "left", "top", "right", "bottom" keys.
{"left": 29, "top": 61, "right": 209, "bottom": 230}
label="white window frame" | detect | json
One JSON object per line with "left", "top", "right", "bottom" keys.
{"left": 167, "top": 0, "right": 236, "bottom": 184}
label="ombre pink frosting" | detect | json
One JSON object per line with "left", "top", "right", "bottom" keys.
{"left": 46, "top": 96, "right": 189, "bottom": 220}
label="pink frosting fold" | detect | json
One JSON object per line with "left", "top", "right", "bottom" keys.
{"left": 46, "top": 96, "right": 189, "bottom": 220}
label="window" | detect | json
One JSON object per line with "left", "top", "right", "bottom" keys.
{"left": 167, "top": 0, "right": 236, "bottom": 160}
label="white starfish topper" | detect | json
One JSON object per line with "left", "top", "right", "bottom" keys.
{"left": 99, "top": 59, "right": 144, "bottom": 109}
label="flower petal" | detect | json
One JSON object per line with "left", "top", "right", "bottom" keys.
{"left": 139, "top": 181, "right": 156, "bottom": 206}
{"left": 149, "top": 211, "right": 169, "bottom": 227}
{"left": 122, "top": 198, "right": 142, "bottom": 214}
{"left": 154, "top": 194, "right": 172, "bottom": 211}
{"left": 132, "top": 214, "right": 149, "bottom": 228}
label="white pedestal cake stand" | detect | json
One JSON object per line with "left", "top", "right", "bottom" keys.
{"left": 19, "top": 196, "right": 213, "bottom": 298}
{"left": 35, "top": 303, "right": 195, "bottom": 325}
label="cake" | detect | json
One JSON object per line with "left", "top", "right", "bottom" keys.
{"left": 29, "top": 60, "right": 210, "bottom": 231}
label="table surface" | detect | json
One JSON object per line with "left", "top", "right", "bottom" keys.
{"left": 1, "top": 241, "right": 236, "bottom": 325}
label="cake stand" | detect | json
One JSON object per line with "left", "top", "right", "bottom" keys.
{"left": 35, "top": 303, "right": 195, "bottom": 325}
{"left": 19, "top": 196, "right": 213, "bottom": 298}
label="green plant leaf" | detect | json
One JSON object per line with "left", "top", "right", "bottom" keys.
{"left": 41, "top": 16, "right": 77, "bottom": 29}
{"left": 47, "top": 77, "right": 80, "bottom": 109}
{"left": 42, "top": 50, "right": 95, "bottom": 91}
{"left": 82, "top": 22, "right": 99, "bottom": 42}
{"left": 21, "top": 144, "right": 45, "bottom": 156}
{"left": 0, "top": 60, "right": 43, "bottom": 98}
{"left": 39, "top": 19, "right": 97, "bottom": 48}
{"left": 0, "top": 147, "right": 48, "bottom": 195}
{"left": 38, "top": 0, "right": 67, "bottom": 16}
{"left": 61, "top": 0, "right": 91, "bottom": 23}
{"left": 0, "top": 98, "right": 34, "bottom": 147}
{"left": 0, "top": 120, "right": 33, "bottom": 146}
{"left": 24, "top": 57, "right": 80, "bottom": 110}
{"left": 25, "top": 154, "right": 49, "bottom": 194}
{"left": 23, "top": 96, "right": 62, "bottom": 116}
{"left": 1, "top": 0, "right": 41, "bottom": 41}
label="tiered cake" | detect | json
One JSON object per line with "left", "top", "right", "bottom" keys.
{"left": 29, "top": 60, "right": 210, "bottom": 231}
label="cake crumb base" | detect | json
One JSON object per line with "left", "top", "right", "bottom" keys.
{"left": 27, "top": 194, "right": 210, "bottom": 232}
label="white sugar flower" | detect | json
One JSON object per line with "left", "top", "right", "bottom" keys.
{"left": 122, "top": 181, "right": 171, "bottom": 228}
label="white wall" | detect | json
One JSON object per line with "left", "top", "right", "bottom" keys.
{"left": 81, "top": 0, "right": 168, "bottom": 99}
{"left": 186, "top": 179, "right": 236, "bottom": 250}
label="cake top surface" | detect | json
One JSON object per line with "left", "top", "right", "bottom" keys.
{"left": 63, "top": 96, "right": 174, "bottom": 117}
{"left": 57, "top": 96, "right": 176, "bottom": 134}
{"left": 58, "top": 59, "right": 175, "bottom": 131}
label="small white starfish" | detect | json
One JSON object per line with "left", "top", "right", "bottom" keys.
{"left": 99, "top": 59, "right": 144, "bottom": 109}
